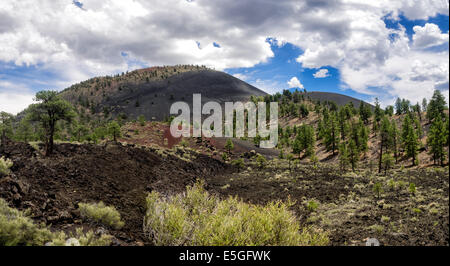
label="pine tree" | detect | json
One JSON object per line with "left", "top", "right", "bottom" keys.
{"left": 381, "top": 153, "right": 394, "bottom": 175}
{"left": 0, "top": 112, "right": 14, "bottom": 141}
{"left": 293, "top": 125, "right": 315, "bottom": 158}
{"left": 421, "top": 98, "right": 428, "bottom": 113}
{"left": 348, "top": 139, "right": 359, "bottom": 172}
{"left": 225, "top": 138, "right": 234, "bottom": 154}
{"left": 108, "top": 121, "right": 121, "bottom": 142}
{"left": 427, "top": 116, "right": 447, "bottom": 165}
{"left": 402, "top": 116, "right": 419, "bottom": 166}
{"left": 395, "top": 97, "right": 402, "bottom": 115}
{"left": 391, "top": 120, "right": 399, "bottom": 163}
{"left": 385, "top": 105, "right": 394, "bottom": 116}
{"left": 286, "top": 153, "right": 294, "bottom": 172}
{"left": 412, "top": 102, "right": 422, "bottom": 121}
{"left": 27, "top": 91, "right": 76, "bottom": 156}
{"left": 338, "top": 108, "right": 350, "bottom": 140}
{"left": 378, "top": 116, "right": 392, "bottom": 173}
{"left": 317, "top": 118, "right": 325, "bottom": 140}
{"left": 324, "top": 112, "right": 339, "bottom": 155}
{"left": 339, "top": 142, "right": 350, "bottom": 172}
{"left": 359, "top": 101, "right": 372, "bottom": 124}
{"left": 16, "top": 118, "right": 34, "bottom": 142}
{"left": 426, "top": 90, "right": 447, "bottom": 122}
{"left": 358, "top": 119, "right": 369, "bottom": 154}
{"left": 374, "top": 98, "right": 383, "bottom": 124}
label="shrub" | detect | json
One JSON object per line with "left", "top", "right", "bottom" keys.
{"left": 368, "top": 224, "right": 384, "bottom": 234}
{"left": 138, "top": 115, "right": 146, "bottom": 126}
{"left": 409, "top": 183, "right": 416, "bottom": 196}
{"left": 412, "top": 208, "right": 422, "bottom": 215}
{"left": 256, "top": 154, "right": 267, "bottom": 169}
{"left": 179, "top": 139, "right": 188, "bottom": 147}
{"left": 381, "top": 216, "right": 390, "bottom": 223}
{"left": 373, "top": 182, "right": 383, "bottom": 199}
{"left": 0, "top": 156, "right": 13, "bottom": 177}
{"left": 78, "top": 202, "right": 124, "bottom": 229}
{"left": 0, "top": 198, "right": 111, "bottom": 246}
{"left": 306, "top": 200, "right": 319, "bottom": 212}
{"left": 231, "top": 158, "right": 244, "bottom": 172}
{"left": 221, "top": 152, "right": 228, "bottom": 161}
{"left": 143, "top": 181, "right": 329, "bottom": 246}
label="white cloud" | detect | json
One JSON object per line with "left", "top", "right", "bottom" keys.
{"left": 313, "top": 69, "right": 330, "bottom": 78}
{"left": 0, "top": 81, "right": 35, "bottom": 114}
{"left": 0, "top": 0, "right": 448, "bottom": 106}
{"left": 232, "top": 73, "right": 248, "bottom": 81}
{"left": 412, "top": 23, "right": 449, "bottom": 49}
{"left": 287, "top": 77, "right": 304, "bottom": 89}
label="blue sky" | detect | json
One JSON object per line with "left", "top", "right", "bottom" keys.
{"left": 0, "top": 0, "right": 449, "bottom": 114}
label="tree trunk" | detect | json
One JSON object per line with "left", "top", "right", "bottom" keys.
{"left": 0, "top": 130, "right": 5, "bottom": 154}
{"left": 46, "top": 121, "right": 55, "bottom": 156}
{"left": 378, "top": 139, "right": 383, "bottom": 173}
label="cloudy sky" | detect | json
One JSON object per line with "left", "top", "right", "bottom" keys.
{"left": 0, "top": 0, "right": 448, "bottom": 114}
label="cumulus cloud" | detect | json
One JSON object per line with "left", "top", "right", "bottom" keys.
{"left": 287, "top": 77, "right": 304, "bottom": 89}
{"left": 0, "top": 81, "right": 35, "bottom": 114}
{"left": 0, "top": 0, "right": 448, "bottom": 110}
{"left": 232, "top": 73, "right": 249, "bottom": 81}
{"left": 412, "top": 23, "right": 449, "bottom": 49}
{"left": 313, "top": 69, "right": 330, "bottom": 78}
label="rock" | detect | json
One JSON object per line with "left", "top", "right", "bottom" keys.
{"left": 96, "top": 227, "right": 107, "bottom": 235}
{"left": 47, "top": 215, "right": 59, "bottom": 222}
{"left": 65, "top": 238, "right": 80, "bottom": 246}
{"left": 12, "top": 193, "right": 21, "bottom": 203}
{"left": 59, "top": 210, "right": 72, "bottom": 222}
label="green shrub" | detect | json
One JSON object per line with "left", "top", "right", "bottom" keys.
{"left": 412, "top": 208, "right": 422, "bottom": 215}
{"left": 409, "top": 183, "right": 416, "bottom": 196}
{"left": 231, "top": 158, "right": 244, "bottom": 171}
{"left": 138, "top": 115, "right": 146, "bottom": 126}
{"left": 373, "top": 182, "right": 383, "bottom": 199}
{"left": 221, "top": 152, "right": 229, "bottom": 161}
{"left": 0, "top": 198, "right": 110, "bottom": 246}
{"left": 256, "top": 154, "right": 267, "bottom": 169}
{"left": 306, "top": 200, "right": 319, "bottom": 212}
{"left": 78, "top": 201, "right": 124, "bottom": 229}
{"left": 0, "top": 156, "right": 13, "bottom": 176}
{"left": 143, "top": 181, "right": 328, "bottom": 246}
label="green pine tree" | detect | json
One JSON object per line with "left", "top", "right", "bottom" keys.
{"left": 427, "top": 116, "right": 448, "bottom": 166}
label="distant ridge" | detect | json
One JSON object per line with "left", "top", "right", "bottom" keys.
{"left": 302, "top": 91, "right": 373, "bottom": 109}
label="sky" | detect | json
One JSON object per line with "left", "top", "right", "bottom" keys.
{"left": 0, "top": 0, "right": 448, "bottom": 114}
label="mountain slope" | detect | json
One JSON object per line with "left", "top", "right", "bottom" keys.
{"left": 303, "top": 91, "right": 373, "bottom": 109}
{"left": 60, "top": 65, "right": 267, "bottom": 121}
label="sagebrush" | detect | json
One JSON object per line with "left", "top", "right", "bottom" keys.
{"left": 0, "top": 198, "right": 111, "bottom": 246}
{"left": 143, "top": 181, "right": 329, "bottom": 246}
{"left": 78, "top": 201, "right": 124, "bottom": 229}
{"left": 0, "top": 156, "right": 13, "bottom": 176}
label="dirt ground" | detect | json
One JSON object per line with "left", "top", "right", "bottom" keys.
{"left": 206, "top": 160, "right": 449, "bottom": 246}
{"left": 0, "top": 138, "right": 230, "bottom": 245}
{"left": 0, "top": 137, "right": 448, "bottom": 246}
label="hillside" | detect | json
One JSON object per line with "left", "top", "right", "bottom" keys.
{"left": 59, "top": 65, "right": 267, "bottom": 121}
{"left": 303, "top": 91, "right": 373, "bottom": 109}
